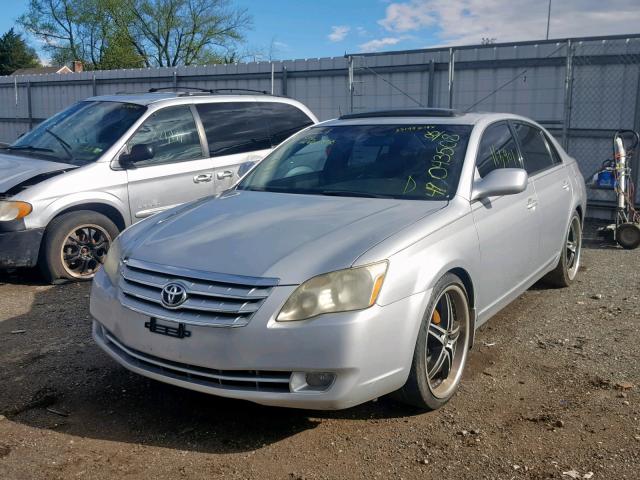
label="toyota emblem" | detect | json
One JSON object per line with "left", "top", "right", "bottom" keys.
{"left": 161, "top": 282, "right": 188, "bottom": 309}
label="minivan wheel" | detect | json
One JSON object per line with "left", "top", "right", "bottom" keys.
{"left": 543, "top": 212, "right": 582, "bottom": 288}
{"left": 40, "top": 210, "right": 119, "bottom": 283}
{"left": 395, "top": 273, "right": 471, "bottom": 410}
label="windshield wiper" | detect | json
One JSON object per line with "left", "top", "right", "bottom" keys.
{"left": 320, "top": 190, "right": 388, "bottom": 198}
{"left": 2, "top": 145, "right": 56, "bottom": 153}
{"left": 44, "top": 128, "right": 73, "bottom": 160}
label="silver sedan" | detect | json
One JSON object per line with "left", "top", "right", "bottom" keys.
{"left": 90, "top": 109, "right": 587, "bottom": 410}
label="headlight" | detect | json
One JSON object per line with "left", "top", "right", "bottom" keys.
{"left": 277, "top": 261, "right": 388, "bottom": 322}
{"left": 0, "top": 201, "right": 32, "bottom": 221}
{"left": 102, "top": 236, "right": 122, "bottom": 285}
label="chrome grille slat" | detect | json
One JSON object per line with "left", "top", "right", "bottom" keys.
{"left": 118, "top": 258, "right": 275, "bottom": 327}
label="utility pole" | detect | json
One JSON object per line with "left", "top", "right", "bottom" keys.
{"left": 546, "top": 0, "right": 552, "bottom": 40}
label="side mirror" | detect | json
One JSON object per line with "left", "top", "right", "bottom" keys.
{"left": 120, "top": 143, "right": 154, "bottom": 167}
{"left": 471, "top": 168, "right": 528, "bottom": 201}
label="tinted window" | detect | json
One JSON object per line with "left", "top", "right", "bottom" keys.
{"left": 9, "top": 101, "right": 146, "bottom": 166}
{"left": 196, "top": 102, "right": 271, "bottom": 156}
{"left": 476, "top": 122, "right": 522, "bottom": 178}
{"left": 513, "top": 123, "right": 555, "bottom": 174}
{"left": 542, "top": 132, "right": 562, "bottom": 164}
{"left": 238, "top": 124, "right": 472, "bottom": 200}
{"left": 126, "top": 106, "right": 202, "bottom": 166}
{"left": 256, "top": 102, "right": 314, "bottom": 145}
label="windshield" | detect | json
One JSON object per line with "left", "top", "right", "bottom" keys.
{"left": 238, "top": 124, "right": 472, "bottom": 200}
{"left": 7, "top": 101, "right": 147, "bottom": 166}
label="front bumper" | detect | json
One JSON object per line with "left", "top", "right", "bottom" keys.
{"left": 90, "top": 268, "right": 430, "bottom": 410}
{"left": 0, "top": 227, "right": 44, "bottom": 268}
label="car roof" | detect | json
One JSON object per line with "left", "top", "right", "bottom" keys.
{"left": 319, "top": 110, "right": 538, "bottom": 127}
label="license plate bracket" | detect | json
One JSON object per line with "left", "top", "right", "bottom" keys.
{"left": 144, "top": 317, "right": 191, "bottom": 339}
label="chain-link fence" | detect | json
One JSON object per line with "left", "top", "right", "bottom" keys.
{"left": 1, "top": 34, "right": 639, "bottom": 214}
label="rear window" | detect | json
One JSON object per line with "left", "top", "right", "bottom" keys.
{"left": 256, "top": 102, "right": 314, "bottom": 145}
{"left": 238, "top": 124, "right": 472, "bottom": 200}
{"left": 196, "top": 102, "right": 271, "bottom": 156}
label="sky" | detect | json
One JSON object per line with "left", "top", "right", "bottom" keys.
{"left": 2, "top": 0, "right": 640, "bottom": 63}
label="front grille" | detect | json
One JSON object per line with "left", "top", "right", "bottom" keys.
{"left": 100, "top": 326, "right": 292, "bottom": 393}
{"left": 119, "top": 258, "right": 278, "bottom": 327}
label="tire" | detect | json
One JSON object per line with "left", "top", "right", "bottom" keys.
{"left": 616, "top": 223, "right": 640, "bottom": 250}
{"left": 394, "top": 273, "right": 471, "bottom": 410}
{"left": 39, "top": 210, "right": 119, "bottom": 283}
{"left": 543, "top": 212, "right": 582, "bottom": 288}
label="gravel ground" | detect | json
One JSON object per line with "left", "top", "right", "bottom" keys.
{"left": 0, "top": 222, "right": 638, "bottom": 480}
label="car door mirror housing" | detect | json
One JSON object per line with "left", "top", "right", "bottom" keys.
{"left": 120, "top": 143, "right": 154, "bottom": 167}
{"left": 471, "top": 168, "right": 528, "bottom": 201}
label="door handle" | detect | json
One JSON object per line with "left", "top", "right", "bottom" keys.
{"left": 561, "top": 180, "right": 570, "bottom": 191}
{"left": 216, "top": 170, "right": 234, "bottom": 180}
{"left": 193, "top": 173, "right": 213, "bottom": 183}
{"left": 526, "top": 198, "right": 538, "bottom": 210}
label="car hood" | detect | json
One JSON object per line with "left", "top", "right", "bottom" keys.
{"left": 126, "top": 190, "right": 446, "bottom": 284}
{"left": 0, "top": 153, "right": 76, "bottom": 194}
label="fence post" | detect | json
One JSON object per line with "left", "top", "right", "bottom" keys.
{"left": 281, "top": 66, "right": 288, "bottom": 96}
{"left": 448, "top": 48, "right": 455, "bottom": 109}
{"left": 427, "top": 59, "right": 435, "bottom": 107}
{"left": 632, "top": 68, "right": 640, "bottom": 203}
{"left": 347, "top": 55, "right": 354, "bottom": 113}
{"left": 562, "top": 39, "right": 574, "bottom": 150}
{"left": 92, "top": 74, "right": 97, "bottom": 96}
{"left": 26, "top": 81, "right": 32, "bottom": 130}
{"left": 173, "top": 71, "right": 178, "bottom": 89}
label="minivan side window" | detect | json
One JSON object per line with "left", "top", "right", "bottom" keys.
{"left": 476, "top": 122, "right": 522, "bottom": 178}
{"left": 256, "top": 102, "right": 314, "bottom": 145}
{"left": 126, "top": 106, "right": 202, "bottom": 166}
{"left": 196, "top": 102, "right": 271, "bottom": 156}
{"left": 513, "top": 123, "right": 555, "bottom": 175}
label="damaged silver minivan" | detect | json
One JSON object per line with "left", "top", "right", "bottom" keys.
{"left": 0, "top": 90, "right": 317, "bottom": 281}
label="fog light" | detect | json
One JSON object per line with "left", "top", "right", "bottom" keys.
{"left": 305, "top": 372, "right": 335, "bottom": 388}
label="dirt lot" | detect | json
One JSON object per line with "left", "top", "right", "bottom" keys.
{"left": 0, "top": 222, "right": 638, "bottom": 480}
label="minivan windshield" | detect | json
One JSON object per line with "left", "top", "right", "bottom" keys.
{"left": 6, "top": 101, "right": 146, "bottom": 166}
{"left": 238, "top": 124, "right": 472, "bottom": 200}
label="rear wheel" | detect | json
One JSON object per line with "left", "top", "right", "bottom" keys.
{"left": 616, "top": 222, "right": 640, "bottom": 250}
{"left": 395, "top": 273, "right": 471, "bottom": 410}
{"left": 40, "top": 210, "right": 119, "bottom": 283}
{"left": 543, "top": 212, "right": 582, "bottom": 287}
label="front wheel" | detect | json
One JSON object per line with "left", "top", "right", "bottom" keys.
{"left": 39, "top": 210, "right": 119, "bottom": 283}
{"left": 543, "top": 212, "right": 582, "bottom": 288}
{"left": 395, "top": 273, "right": 471, "bottom": 410}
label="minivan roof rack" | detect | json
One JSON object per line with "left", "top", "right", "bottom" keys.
{"left": 339, "top": 108, "right": 460, "bottom": 119}
{"left": 147, "top": 86, "right": 272, "bottom": 96}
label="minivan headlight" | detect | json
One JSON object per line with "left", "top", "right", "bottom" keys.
{"left": 277, "top": 261, "right": 388, "bottom": 322}
{"left": 102, "top": 237, "right": 122, "bottom": 285}
{"left": 0, "top": 201, "right": 32, "bottom": 221}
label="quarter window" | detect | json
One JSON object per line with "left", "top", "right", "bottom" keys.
{"left": 513, "top": 123, "right": 555, "bottom": 175}
{"left": 126, "top": 106, "right": 202, "bottom": 166}
{"left": 476, "top": 122, "right": 522, "bottom": 178}
{"left": 256, "top": 102, "right": 314, "bottom": 145}
{"left": 196, "top": 102, "right": 271, "bottom": 156}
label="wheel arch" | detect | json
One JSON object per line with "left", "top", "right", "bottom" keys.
{"left": 446, "top": 267, "right": 476, "bottom": 348}
{"left": 50, "top": 203, "right": 126, "bottom": 232}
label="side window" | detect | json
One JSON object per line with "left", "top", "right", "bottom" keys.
{"left": 476, "top": 122, "right": 521, "bottom": 178}
{"left": 513, "top": 123, "right": 555, "bottom": 175}
{"left": 196, "top": 102, "right": 271, "bottom": 156}
{"left": 257, "top": 102, "right": 314, "bottom": 145}
{"left": 126, "top": 106, "right": 202, "bottom": 166}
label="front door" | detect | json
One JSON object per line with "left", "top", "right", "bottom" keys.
{"left": 470, "top": 122, "right": 542, "bottom": 319}
{"left": 124, "top": 105, "right": 214, "bottom": 220}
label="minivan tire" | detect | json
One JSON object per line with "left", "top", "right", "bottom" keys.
{"left": 40, "top": 210, "right": 119, "bottom": 283}
{"left": 394, "top": 273, "right": 471, "bottom": 410}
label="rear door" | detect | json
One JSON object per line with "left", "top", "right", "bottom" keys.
{"left": 124, "top": 105, "right": 214, "bottom": 220}
{"left": 511, "top": 122, "right": 571, "bottom": 267}
{"left": 195, "top": 101, "right": 272, "bottom": 193}
{"left": 471, "top": 122, "right": 542, "bottom": 317}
